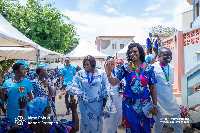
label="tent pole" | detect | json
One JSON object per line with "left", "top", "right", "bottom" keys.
{"left": 37, "top": 49, "right": 40, "bottom": 63}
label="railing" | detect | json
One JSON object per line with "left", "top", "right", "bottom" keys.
{"left": 181, "top": 64, "right": 200, "bottom": 123}
{"left": 183, "top": 28, "right": 200, "bottom": 46}
{"left": 162, "top": 38, "right": 174, "bottom": 49}
{"left": 162, "top": 27, "right": 200, "bottom": 49}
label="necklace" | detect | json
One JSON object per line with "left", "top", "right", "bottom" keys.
{"left": 12, "top": 77, "right": 23, "bottom": 83}
{"left": 159, "top": 62, "right": 170, "bottom": 86}
{"left": 131, "top": 62, "right": 139, "bottom": 71}
{"left": 131, "top": 62, "right": 140, "bottom": 80}
{"left": 87, "top": 69, "right": 95, "bottom": 89}
{"left": 130, "top": 62, "right": 143, "bottom": 86}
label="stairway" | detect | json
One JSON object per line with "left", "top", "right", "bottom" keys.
{"left": 173, "top": 84, "right": 181, "bottom": 97}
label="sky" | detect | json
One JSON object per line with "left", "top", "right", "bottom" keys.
{"left": 19, "top": 0, "right": 193, "bottom": 45}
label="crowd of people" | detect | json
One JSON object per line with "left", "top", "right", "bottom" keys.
{"left": 0, "top": 38, "right": 184, "bottom": 133}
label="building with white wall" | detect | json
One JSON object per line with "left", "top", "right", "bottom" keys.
{"left": 186, "top": 0, "right": 200, "bottom": 28}
{"left": 182, "top": 10, "right": 193, "bottom": 31}
{"left": 95, "top": 36, "right": 134, "bottom": 56}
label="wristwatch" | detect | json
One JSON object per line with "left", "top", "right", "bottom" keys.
{"left": 152, "top": 105, "right": 157, "bottom": 108}
{"left": 107, "top": 75, "right": 112, "bottom": 78}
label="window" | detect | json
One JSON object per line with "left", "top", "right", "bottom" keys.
{"left": 112, "top": 44, "right": 116, "bottom": 49}
{"left": 120, "top": 44, "right": 124, "bottom": 49}
{"left": 195, "top": 2, "right": 199, "bottom": 18}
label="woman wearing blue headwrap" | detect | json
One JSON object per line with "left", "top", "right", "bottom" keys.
{"left": 17, "top": 96, "right": 79, "bottom": 133}
{"left": 0, "top": 96, "right": 79, "bottom": 133}
{"left": 145, "top": 54, "right": 155, "bottom": 65}
{"left": 0, "top": 62, "right": 33, "bottom": 123}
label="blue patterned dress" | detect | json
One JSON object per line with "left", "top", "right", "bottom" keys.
{"left": 31, "top": 79, "right": 56, "bottom": 119}
{"left": 116, "top": 63, "right": 157, "bottom": 133}
{"left": 66, "top": 69, "right": 114, "bottom": 133}
{"left": 0, "top": 118, "right": 15, "bottom": 133}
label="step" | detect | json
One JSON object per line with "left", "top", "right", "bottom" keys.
{"left": 172, "top": 84, "right": 175, "bottom": 88}
{"left": 173, "top": 92, "right": 181, "bottom": 97}
{"left": 173, "top": 88, "right": 177, "bottom": 92}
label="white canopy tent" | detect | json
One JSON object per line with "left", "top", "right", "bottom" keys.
{"left": 0, "top": 14, "right": 38, "bottom": 48}
{"left": 114, "top": 27, "right": 149, "bottom": 60}
{"left": 38, "top": 45, "right": 63, "bottom": 59}
{"left": 0, "top": 47, "right": 36, "bottom": 61}
{"left": 64, "top": 39, "right": 109, "bottom": 62}
{"left": 0, "top": 14, "right": 62, "bottom": 61}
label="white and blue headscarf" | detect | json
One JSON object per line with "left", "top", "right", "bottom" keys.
{"left": 145, "top": 54, "right": 154, "bottom": 64}
{"left": 26, "top": 97, "right": 48, "bottom": 118}
{"left": 36, "top": 62, "right": 47, "bottom": 67}
{"left": 17, "top": 60, "right": 30, "bottom": 68}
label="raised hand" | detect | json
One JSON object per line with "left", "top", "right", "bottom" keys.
{"left": 18, "top": 95, "right": 28, "bottom": 109}
{"left": 69, "top": 98, "right": 78, "bottom": 112}
{"left": 59, "top": 85, "right": 63, "bottom": 90}
{"left": 0, "top": 87, "right": 8, "bottom": 94}
{"left": 59, "top": 93, "right": 63, "bottom": 99}
{"left": 104, "top": 61, "right": 112, "bottom": 76}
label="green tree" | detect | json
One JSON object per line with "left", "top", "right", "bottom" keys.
{"left": 0, "top": 0, "right": 79, "bottom": 54}
{"left": 0, "top": 0, "right": 79, "bottom": 80}
{"left": 150, "top": 25, "right": 177, "bottom": 36}
{"left": 0, "top": 59, "right": 15, "bottom": 81}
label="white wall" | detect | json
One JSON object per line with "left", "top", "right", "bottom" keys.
{"left": 183, "top": 43, "right": 200, "bottom": 74}
{"left": 101, "top": 38, "right": 132, "bottom": 56}
{"left": 193, "top": 16, "right": 200, "bottom": 27}
{"left": 182, "top": 10, "right": 193, "bottom": 31}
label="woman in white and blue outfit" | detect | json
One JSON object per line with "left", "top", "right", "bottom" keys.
{"left": 60, "top": 55, "right": 114, "bottom": 133}
{"left": 103, "top": 56, "right": 124, "bottom": 133}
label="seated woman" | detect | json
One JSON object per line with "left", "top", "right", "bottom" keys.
{"left": 0, "top": 96, "right": 79, "bottom": 133}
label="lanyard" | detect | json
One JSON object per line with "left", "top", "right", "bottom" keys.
{"left": 149, "top": 37, "right": 152, "bottom": 43}
{"left": 159, "top": 62, "right": 170, "bottom": 81}
{"left": 131, "top": 62, "right": 143, "bottom": 82}
{"left": 113, "top": 69, "right": 115, "bottom": 77}
{"left": 87, "top": 69, "right": 95, "bottom": 84}
{"left": 153, "top": 38, "right": 156, "bottom": 45}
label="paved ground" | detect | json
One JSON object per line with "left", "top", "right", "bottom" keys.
{"left": 175, "top": 97, "right": 182, "bottom": 105}
{"left": 55, "top": 89, "right": 126, "bottom": 133}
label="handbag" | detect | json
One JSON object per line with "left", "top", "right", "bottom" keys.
{"left": 102, "top": 98, "right": 107, "bottom": 109}
{"left": 118, "top": 82, "right": 125, "bottom": 94}
{"left": 142, "top": 101, "right": 153, "bottom": 118}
